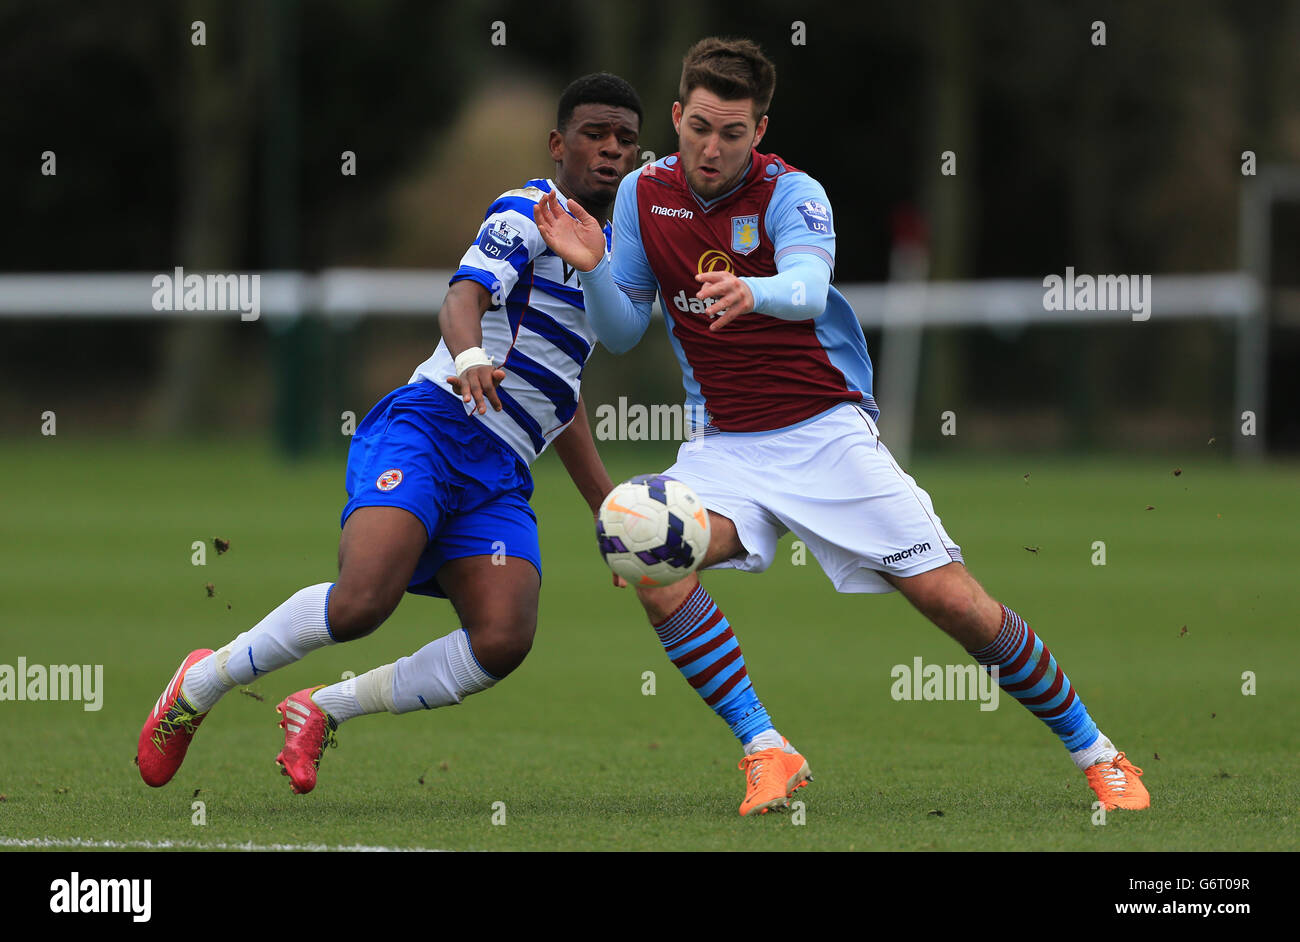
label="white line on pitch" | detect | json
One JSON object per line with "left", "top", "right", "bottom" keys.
{"left": 0, "top": 835, "right": 451, "bottom": 852}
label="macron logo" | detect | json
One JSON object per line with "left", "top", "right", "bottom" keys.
{"left": 882, "top": 542, "right": 931, "bottom": 566}
{"left": 50, "top": 872, "right": 152, "bottom": 923}
{"left": 651, "top": 205, "right": 694, "bottom": 220}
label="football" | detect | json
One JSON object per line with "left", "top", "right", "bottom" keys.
{"left": 596, "top": 474, "right": 711, "bottom": 586}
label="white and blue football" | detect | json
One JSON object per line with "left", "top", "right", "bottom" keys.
{"left": 596, "top": 474, "right": 711, "bottom": 586}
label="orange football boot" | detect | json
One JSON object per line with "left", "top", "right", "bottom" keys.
{"left": 737, "top": 741, "right": 812, "bottom": 816}
{"left": 1085, "top": 752, "right": 1150, "bottom": 810}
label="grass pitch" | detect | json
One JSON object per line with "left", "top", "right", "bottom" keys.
{"left": 1, "top": 438, "right": 1296, "bottom": 851}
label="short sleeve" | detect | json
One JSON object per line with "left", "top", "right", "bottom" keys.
{"left": 450, "top": 186, "right": 550, "bottom": 308}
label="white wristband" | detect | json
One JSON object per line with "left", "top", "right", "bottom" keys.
{"left": 454, "top": 346, "right": 493, "bottom": 375}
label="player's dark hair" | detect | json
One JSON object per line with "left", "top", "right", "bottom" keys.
{"left": 556, "top": 72, "right": 643, "bottom": 131}
{"left": 679, "top": 37, "right": 776, "bottom": 120}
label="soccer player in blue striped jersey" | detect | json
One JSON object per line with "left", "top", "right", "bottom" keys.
{"left": 136, "top": 73, "right": 644, "bottom": 795}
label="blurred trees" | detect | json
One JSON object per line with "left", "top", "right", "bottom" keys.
{"left": 1, "top": 0, "right": 1297, "bottom": 450}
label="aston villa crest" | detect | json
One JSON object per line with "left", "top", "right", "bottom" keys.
{"left": 731, "top": 214, "right": 760, "bottom": 256}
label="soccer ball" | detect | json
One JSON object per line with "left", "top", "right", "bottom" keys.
{"left": 596, "top": 474, "right": 711, "bottom": 586}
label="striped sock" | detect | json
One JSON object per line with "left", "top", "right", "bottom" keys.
{"left": 969, "top": 605, "right": 1100, "bottom": 753}
{"left": 653, "top": 583, "right": 774, "bottom": 747}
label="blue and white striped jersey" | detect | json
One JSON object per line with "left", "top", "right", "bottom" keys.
{"left": 411, "top": 179, "right": 608, "bottom": 465}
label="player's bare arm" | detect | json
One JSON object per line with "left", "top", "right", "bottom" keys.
{"left": 551, "top": 395, "right": 629, "bottom": 588}
{"left": 551, "top": 395, "right": 615, "bottom": 516}
{"left": 439, "top": 279, "right": 507, "bottom": 414}
{"left": 533, "top": 189, "right": 606, "bottom": 271}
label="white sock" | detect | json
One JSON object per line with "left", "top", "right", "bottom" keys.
{"left": 311, "top": 629, "right": 497, "bottom": 724}
{"left": 743, "top": 729, "right": 788, "bottom": 755}
{"left": 391, "top": 629, "right": 497, "bottom": 714}
{"left": 180, "top": 583, "right": 336, "bottom": 712}
{"left": 1069, "top": 731, "right": 1119, "bottom": 771}
{"left": 179, "top": 649, "right": 233, "bottom": 713}
{"left": 311, "top": 666, "right": 389, "bottom": 724}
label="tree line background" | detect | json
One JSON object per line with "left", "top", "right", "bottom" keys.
{"left": 2, "top": 0, "right": 1298, "bottom": 454}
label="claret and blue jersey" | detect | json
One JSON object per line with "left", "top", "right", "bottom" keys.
{"left": 603, "top": 150, "right": 878, "bottom": 433}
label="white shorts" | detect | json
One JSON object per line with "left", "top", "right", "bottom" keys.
{"left": 663, "top": 403, "right": 963, "bottom": 593}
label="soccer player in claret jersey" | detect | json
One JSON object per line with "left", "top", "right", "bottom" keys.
{"left": 536, "top": 38, "right": 1149, "bottom": 816}
{"left": 137, "top": 73, "right": 643, "bottom": 794}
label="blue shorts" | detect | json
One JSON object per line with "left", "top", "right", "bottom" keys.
{"left": 342, "top": 381, "right": 540, "bottom": 598}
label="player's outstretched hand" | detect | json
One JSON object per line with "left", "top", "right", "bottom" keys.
{"left": 533, "top": 190, "right": 605, "bottom": 273}
{"left": 446, "top": 365, "right": 507, "bottom": 415}
{"left": 696, "top": 271, "right": 755, "bottom": 330}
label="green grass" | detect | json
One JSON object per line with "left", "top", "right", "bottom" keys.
{"left": 1, "top": 438, "right": 1296, "bottom": 850}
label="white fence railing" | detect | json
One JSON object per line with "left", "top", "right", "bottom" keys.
{"left": 0, "top": 269, "right": 1259, "bottom": 323}
{"left": 0, "top": 269, "right": 1267, "bottom": 460}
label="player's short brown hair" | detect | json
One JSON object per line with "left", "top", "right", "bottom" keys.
{"left": 678, "top": 37, "right": 776, "bottom": 121}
